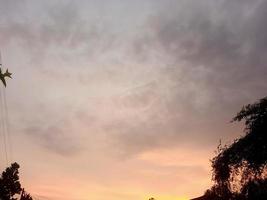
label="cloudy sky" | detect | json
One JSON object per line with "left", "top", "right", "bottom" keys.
{"left": 0, "top": 0, "right": 267, "bottom": 199}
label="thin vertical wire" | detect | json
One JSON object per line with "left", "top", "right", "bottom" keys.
{"left": 0, "top": 51, "right": 11, "bottom": 166}
{"left": 3, "top": 88, "right": 12, "bottom": 163}
{"left": 0, "top": 51, "right": 2, "bottom": 65}
{"left": 0, "top": 87, "right": 8, "bottom": 165}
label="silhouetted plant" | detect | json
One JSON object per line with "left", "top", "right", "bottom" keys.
{"left": 0, "top": 163, "right": 32, "bottom": 200}
{"left": 200, "top": 96, "right": 267, "bottom": 200}
{"left": 0, "top": 162, "right": 22, "bottom": 200}
{"left": 240, "top": 178, "right": 267, "bottom": 200}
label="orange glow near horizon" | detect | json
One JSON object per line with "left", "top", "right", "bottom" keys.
{"left": 20, "top": 146, "right": 213, "bottom": 200}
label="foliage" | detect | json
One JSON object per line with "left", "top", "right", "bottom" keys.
{"left": 205, "top": 96, "right": 267, "bottom": 199}
{"left": 0, "top": 163, "right": 21, "bottom": 200}
{"left": 240, "top": 178, "right": 267, "bottom": 200}
{"left": 0, "top": 163, "right": 33, "bottom": 200}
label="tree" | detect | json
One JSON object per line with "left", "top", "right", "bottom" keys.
{"left": 0, "top": 163, "right": 21, "bottom": 200}
{"left": 206, "top": 96, "right": 267, "bottom": 199}
{"left": 0, "top": 163, "right": 33, "bottom": 200}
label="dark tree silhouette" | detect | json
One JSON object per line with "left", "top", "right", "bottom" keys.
{"left": 202, "top": 96, "right": 267, "bottom": 199}
{"left": 0, "top": 163, "right": 21, "bottom": 200}
{"left": 0, "top": 163, "right": 33, "bottom": 200}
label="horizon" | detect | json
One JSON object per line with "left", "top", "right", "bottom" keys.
{"left": 0, "top": 0, "right": 267, "bottom": 200}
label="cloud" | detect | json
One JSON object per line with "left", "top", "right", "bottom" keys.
{"left": 4, "top": 1, "right": 266, "bottom": 198}
{"left": 18, "top": 99, "right": 88, "bottom": 156}
{"left": 25, "top": 123, "right": 82, "bottom": 156}
{"left": 147, "top": 0, "right": 267, "bottom": 97}
{"left": 0, "top": 0, "right": 117, "bottom": 63}
{"left": 104, "top": 0, "right": 267, "bottom": 156}
{"left": 2, "top": 0, "right": 267, "bottom": 159}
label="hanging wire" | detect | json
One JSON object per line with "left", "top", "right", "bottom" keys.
{"left": 0, "top": 51, "right": 2, "bottom": 66}
{"left": 3, "top": 88, "right": 13, "bottom": 162}
{"left": 0, "top": 51, "right": 11, "bottom": 166}
{"left": 0, "top": 87, "right": 8, "bottom": 165}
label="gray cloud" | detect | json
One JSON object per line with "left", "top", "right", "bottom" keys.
{"left": 2, "top": 0, "right": 267, "bottom": 158}
{"left": 148, "top": 0, "right": 267, "bottom": 94}
{"left": 25, "top": 123, "right": 82, "bottom": 156}
{"left": 0, "top": 0, "right": 117, "bottom": 63}
{"left": 105, "top": 0, "right": 267, "bottom": 155}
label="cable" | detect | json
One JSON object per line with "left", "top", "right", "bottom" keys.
{"left": 0, "top": 51, "right": 2, "bottom": 66}
{"left": 0, "top": 51, "right": 12, "bottom": 166}
{"left": 3, "top": 88, "right": 12, "bottom": 162}
{"left": 0, "top": 87, "right": 8, "bottom": 165}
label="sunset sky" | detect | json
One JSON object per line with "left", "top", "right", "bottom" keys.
{"left": 0, "top": 0, "right": 267, "bottom": 200}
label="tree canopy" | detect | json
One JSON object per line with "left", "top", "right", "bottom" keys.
{"left": 204, "top": 96, "right": 267, "bottom": 199}
{"left": 0, "top": 163, "right": 32, "bottom": 200}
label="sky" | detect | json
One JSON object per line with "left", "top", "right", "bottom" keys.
{"left": 0, "top": 0, "right": 267, "bottom": 199}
